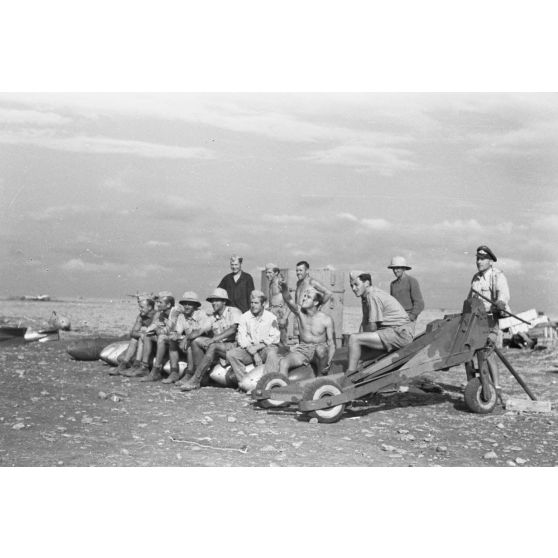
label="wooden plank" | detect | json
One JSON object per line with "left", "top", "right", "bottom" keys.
{"left": 505, "top": 398, "right": 552, "bottom": 413}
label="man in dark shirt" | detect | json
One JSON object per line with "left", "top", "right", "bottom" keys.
{"left": 217, "top": 254, "right": 255, "bottom": 313}
{"left": 388, "top": 256, "right": 425, "bottom": 322}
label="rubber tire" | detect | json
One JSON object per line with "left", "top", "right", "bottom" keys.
{"left": 464, "top": 377, "right": 497, "bottom": 414}
{"left": 301, "top": 377, "right": 346, "bottom": 424}
{"left": 255, "top": 372, "right": 290, "bottom": 408}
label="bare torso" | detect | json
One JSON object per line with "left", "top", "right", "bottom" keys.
{"left": 295, "top": 277, "right": 311, "bottom": 307}
{"left": 297, "top": 310, "right": 331, "bottom": 344}
{"left": 269, "top": 277, "right": 284, "bottom": 307}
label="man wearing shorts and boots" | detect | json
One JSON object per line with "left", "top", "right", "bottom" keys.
{"left": 264, "top": 279, "right": 336, "bottom": 378}
{"left": 346, "top": 272, "right": 415, "bottom": 374}
{"left": 165, "top": 291, "right": 210, "bottom": 384}
{"left": 179, "top": 288, "right": 242, "bottom": 391}
{"left": 112, "top": 294, "right": 156, "bottom": 376}
{"left": 138, "top": 291, "right": 180, "bottom": 382}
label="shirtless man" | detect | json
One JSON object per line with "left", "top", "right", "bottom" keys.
{"left": 265, "top": 263, "right": 289, "bottom": 345}
{"left": 268, "top": 278, "right": 335, "bottom": 377}
{"left": 294, "top": 261, "right": 333, "bottom": 309}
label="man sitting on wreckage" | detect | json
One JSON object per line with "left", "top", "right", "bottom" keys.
{"left": 136, "top": 291, "right": 182, "bottom": 383}
{"left": 115, "top": 293, "right": 156, "bottom": 377}
{"left": 165, "top": 291, "right": 211, "bottom": 384}
{"left": 226, "top": 290, "right": 281, "bottom": 383}
{"left": 179, "top": 288, "right": 242, "bottom": 391}
{"left": 346, "top": 272, "right": 415, "bottom": 375}
{"left": 264, "top": 279, "right": 336, "bottom": 377}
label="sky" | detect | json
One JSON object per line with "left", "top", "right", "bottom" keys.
{"left": 1, "top": 92, "right": 557, "bottom": 313}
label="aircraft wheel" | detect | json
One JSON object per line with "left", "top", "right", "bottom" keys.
{"left": 464, "top": 377, "right": 497, "bottom": 414}
{"left": 301, "top": 378, "right": 345, "bottom": 423}
{"left": 254, "top": 373, "right": 290, "bottom": 408}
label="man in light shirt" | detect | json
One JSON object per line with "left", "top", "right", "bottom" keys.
{"left": 165, "top": 291, "right": 210, "bottom": 385}
{"left": 346, "top": 272, "right": 415, "bottom": 374}
{"left": 469, "top": 245, "right": 510, "bottom": 390}
{"left": 226, "top": 290, "right": 281, "bottom": 382}
{"left": 179, "top": 288, "right": 242, "bottom": 391}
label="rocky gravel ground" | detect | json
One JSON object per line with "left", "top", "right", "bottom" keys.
{"left": 1, "top": 332, "right": 556, "bottom": 467}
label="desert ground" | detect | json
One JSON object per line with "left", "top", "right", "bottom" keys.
{"left": 1, "top": 297, "right": 556, "bottom": 467}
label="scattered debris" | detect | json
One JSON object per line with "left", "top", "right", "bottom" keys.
{"left": 381, "top": 444, "right": 397, "bottom": 452}
{"left": 261, "top": 445, "right": 280, "bottom": 452}
{"left": 169, "top": 436, "right": 248, "bottom": 453}
{"left": 483, "top": 451, "right": 498, "bottom": 460}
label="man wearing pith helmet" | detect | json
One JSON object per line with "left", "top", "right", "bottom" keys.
{"left": 179, "top": 287, "right": 242, "bottom": 391}
{"left": 165, "top": 291, "right": 210, "bottom": 384}
{"left": 469, "top": 245, "right": 511, "bottom": 391}
{"left": 388, "top": 256, "right": 425, "bottom": 322}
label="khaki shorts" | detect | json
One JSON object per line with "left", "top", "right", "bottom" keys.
{"left": 377, "top": 322, "right": 415, "bottom": 351}
{"left": 292, "top": 342, "right": 327, "bottom": 364}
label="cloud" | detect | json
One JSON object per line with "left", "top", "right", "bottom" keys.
{"left": 142, "top": 195, "right": 202, "bottom": 222}
{"left": 360, "top": 218, "right": 392, "bottom": 230}
{"left": 101, "top": 176, "right": 133, "bottom": 194}
{"left": 262, "top": 214, "right": 308, "bottom": 224}
{"left": 291, "top": 247, "right": 324, "bottom": 258}
{"left": 183, "top": 238, "right": 212, "bottom": 250}
{"left": 333, "top": 213, "right": 392, "bottom": 231}
{"left": 60, "top": 258, "right": 171, "bottom": 278}
{"left": 145, "top": 240, "right": 170, "bottom": 247}
{"left": 0, "top": 129, "right": 215, "bottom": 160}
{"left": 130, "top": 263, "right": 172, "bottom": 278}
{"left": 533, "top": 214, "right": 558, "bottom": 231}
{"left": 0, "top": 107, "right": 72, "bottom": 126}
{"left": 28, "top": 204, "right": 98, "bottom": 221}
{"left": 498, "top": 258, "right": 524, "bottom": 274}
{"left": 337, "top": 212, "right": 358, "bottom": 222}
{"left": 61, "top": 258, "right": 124, "bottom": 273}
{"left": 432, "top": 219, "right": 484, "bottom": 232}
{"left": 302, "top": 144, "right": 416, "bottom": 175}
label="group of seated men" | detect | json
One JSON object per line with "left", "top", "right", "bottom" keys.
{"left": 111, "top": 254, "right": 426, "bottom": 390}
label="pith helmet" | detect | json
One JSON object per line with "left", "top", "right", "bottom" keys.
{"left": 206, "top": 287, "right": 230, "bottom": 302}
{"left": 476, "top": 245, "right": 497, "bottom": 262}
{"left": 179, "top": 291, "right": 201, "bottom": 307}
{"left": 156, "top": 290, "right": 174, "bottom": 300}
{"left": 388, "top": 256, "right": 411, "bottom": 270}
